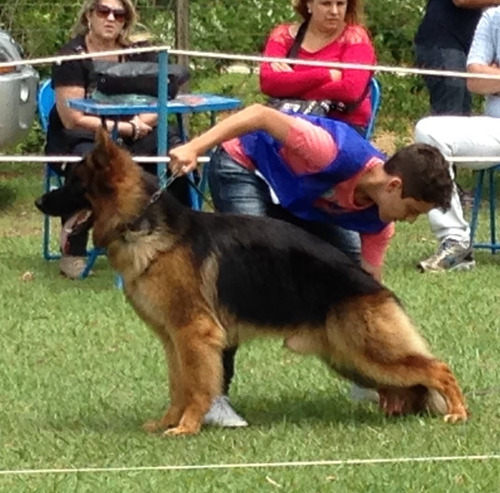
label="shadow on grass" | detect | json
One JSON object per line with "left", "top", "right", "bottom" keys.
{"left": 34, "top": 392, "right": 389, "bottom": 435}
{"left": 238, "top": 392, "right": 385, "bottom": 427}
{"left": 1, "top": 250, "right": 117, "bottom": 294}
{"left": 474, "top": 251, "right": 500, "bottom": 266}
{"left": 0, "top": 183, "right": 18, "bottom": 210}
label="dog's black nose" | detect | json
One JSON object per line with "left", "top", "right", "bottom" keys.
{"left": 34, "top": 196, "right": 45, "bottom": 213}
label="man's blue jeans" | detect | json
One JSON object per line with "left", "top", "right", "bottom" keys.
{"left": 208, "top": 147, "right": 361, "bottom": 263}
{"left": 414, "top": 44, "right": 472, "bottom": 115}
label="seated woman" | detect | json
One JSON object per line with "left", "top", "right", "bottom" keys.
{"left": 45, "top": 0, "right": 188, "bottom": 279}
{"left": 260, "top": 0, "right": 376, "bottom": 134}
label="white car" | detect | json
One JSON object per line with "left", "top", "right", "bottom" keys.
{"left": 0, "top": 28, "right": 39, "bottom": 149}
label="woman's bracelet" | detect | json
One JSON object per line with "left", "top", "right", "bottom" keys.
{"left": 129, "top": 119, "right": 139, "bottom": 140}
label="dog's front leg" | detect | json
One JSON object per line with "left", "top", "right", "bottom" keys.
{"left": 143, "top": 335, "right": 185, "bottom": 433}
{"left": 163, "top": 316, "right": 225, "bottom": 436}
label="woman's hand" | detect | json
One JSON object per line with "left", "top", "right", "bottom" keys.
{"left": 168, "top": 143, "right": 198, "bottom": 175}
{"left": 329, "top": 69, "right": 342, "bottom": 81}
{"left": 270, "top": 62, "right": 293, "bottom": 72}
{"left": 130, "top": 116, "right": 152, "bottom": 140}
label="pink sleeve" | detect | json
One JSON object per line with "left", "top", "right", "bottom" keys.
{"left": 280, "top": 117, "right": 337, "bottom": 174}
{"left": 360, "top": 223, "right": 395, "bottom": 267}
{"left": 259, "top": 25, "right": 332, "bottom": 98}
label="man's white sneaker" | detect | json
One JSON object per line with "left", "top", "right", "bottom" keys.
{"left": 203, "top": 396, "right": 249, "bottom": 427}
{"left": 350, "top": 383, "right": 379, "bottom": 403}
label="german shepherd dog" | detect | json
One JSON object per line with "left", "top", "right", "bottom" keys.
{"left": 68, "top": 128, "right": 468, "bottom": 435}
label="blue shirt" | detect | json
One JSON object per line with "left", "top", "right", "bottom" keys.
{"left": 239, "top": 114, "right": 388, "bottom": 234}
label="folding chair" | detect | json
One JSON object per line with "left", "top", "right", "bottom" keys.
{"left": 37, "top": 79, "right": 104, "bottom": 278}
{"left": 469, "top": 164, "right": 500, "bottom": 253}
{"left": 364, "top": 78, "right": 382, "bottom": 140}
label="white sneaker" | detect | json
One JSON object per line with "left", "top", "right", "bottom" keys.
{"left": 417, "top": 239, "right": 475, "bottom": 273}
{"left": 203, "top": 396, "right": 249, "bottom": 427}
{"left": 350, "top": 383, "right": 379, "bottom": 403}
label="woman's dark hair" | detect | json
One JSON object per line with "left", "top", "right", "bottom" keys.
{"left": 384, "top": 143, "right": 453, "bottom": 211}
{"left": 292, "top": 0, "right": 364, "bottom": 25}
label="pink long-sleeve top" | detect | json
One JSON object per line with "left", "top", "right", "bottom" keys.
{"left": 260, "top": 23, "right": 376, "bottom": 128}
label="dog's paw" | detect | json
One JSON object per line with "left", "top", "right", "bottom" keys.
{"left": 444, "top": 410, "right": 468, "bottom": 424}
{"left": 162, "top": 424, "right": 200, "bottom": 437}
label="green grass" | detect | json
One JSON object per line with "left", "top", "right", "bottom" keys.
{"left": 0, "top": 160, "right": 499, "bottom": 492}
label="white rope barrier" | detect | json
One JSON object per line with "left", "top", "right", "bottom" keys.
{"left": 0, "top": 155, "right": 210, "bottom": 163}
{"left": 2, "top": 44, "right": 500, "bottom": 81}
{"left": 0, "top": 454, "right": 498, "bottom": 477}
{"left": 2, "top": 154, "right": 500, "bottom": 164}
{"left": 1, "top": 44, "right": 500, "bottom": 164}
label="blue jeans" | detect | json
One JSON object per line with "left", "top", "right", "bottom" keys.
{"left": 414, "top": 45, "right": 472, "bottom": 115}
{"left": 208, "top": 147, "right": 361, "bottom": 262}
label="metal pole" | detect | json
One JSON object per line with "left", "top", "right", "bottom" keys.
{"left": 157, "top": 49, "right": 169, "bottom": 188}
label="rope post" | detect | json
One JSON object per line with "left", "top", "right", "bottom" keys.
{"left": 157, "top": 49, "right": 169, "bottom": 188}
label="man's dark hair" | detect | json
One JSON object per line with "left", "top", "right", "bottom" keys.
{"left": 383, "top": 143, "right": 453, "bottom": 211}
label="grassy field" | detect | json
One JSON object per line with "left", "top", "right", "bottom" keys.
{"left": 0, "top": 153, "right": 499, "bottom": 492}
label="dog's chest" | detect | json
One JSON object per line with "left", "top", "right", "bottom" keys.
{"left": 124, "top": 278, "right": 169, "bottom": 329}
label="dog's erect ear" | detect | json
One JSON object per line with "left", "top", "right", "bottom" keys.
{"left": 92, "top": 127, "right": 118, "bottom": 169}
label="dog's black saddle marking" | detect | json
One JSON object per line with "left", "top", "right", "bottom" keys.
{"left": 140, "top": 191, "right": 384, "bottom": 329}
{"left": 213, "top": 218, "right": 383, "bottom": 327}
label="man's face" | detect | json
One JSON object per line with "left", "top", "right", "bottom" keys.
{"left": 377, "top": 178, "right": 435, "bottom": 223}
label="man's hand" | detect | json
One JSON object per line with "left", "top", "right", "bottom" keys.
{"left": 361, "top": 259, "right": 383, "bottom": 282}
{"left": 168, "top": 143, "right": 198, "bottom": 175}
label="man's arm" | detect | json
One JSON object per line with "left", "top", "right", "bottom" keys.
{"left": 169, "top": 104, "right": 296, "bottom": 175}
{"left": 466, "top": 63, "right": 500, "bottom": 94}
{"left": 466, "top": 8, "right": 500, "bottom": 94}
{"left": 359, "top": 224, "right": 395, "bottom": 282}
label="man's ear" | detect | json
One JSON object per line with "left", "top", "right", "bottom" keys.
{"left": 386, "top": 176, "right": 403, "bottom": 193}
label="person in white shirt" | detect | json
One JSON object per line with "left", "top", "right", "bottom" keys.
{"left": 415, "top": 6, "right": 500, "bottom": 272}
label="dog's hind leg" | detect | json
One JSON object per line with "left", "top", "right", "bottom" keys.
{"left": 143, "top": 335, "right": 185, "bottom": 433}
{"left": 163, "top": 316, "right": 225, "bottom": 436}
{"left": 365, "top": 357, "right": 468, "bottom": 423}
{"left": 327, "top": 294, "right": 468, "bottom": 423}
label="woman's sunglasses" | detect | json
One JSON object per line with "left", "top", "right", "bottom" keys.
{"left": 94, "top": 4, "right": 127, "bottom": 22}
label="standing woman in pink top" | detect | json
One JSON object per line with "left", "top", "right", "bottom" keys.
{"left": 260, "top": 0, "right": 375, "bottom": 133}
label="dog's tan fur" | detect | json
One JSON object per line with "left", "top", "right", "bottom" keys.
{"left": 75, "top": 129, "right": 468, "bottom": 436}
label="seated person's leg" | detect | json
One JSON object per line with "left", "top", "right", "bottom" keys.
{"left": 59, "top": 141, "right": 95, "bottom": 279}
{"left": 413, "top": 116, "right": 498, "bottom": 271}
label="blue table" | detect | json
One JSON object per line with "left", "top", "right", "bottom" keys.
{"left": 67, "top": 93, "right": 241, "bottom": 118}
{"left": 67, "top": 93, "right": 242, "bottom": 207}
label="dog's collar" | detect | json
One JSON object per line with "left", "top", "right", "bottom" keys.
{"left": 121, "top": 188, "right": 163, "bottom": 234}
